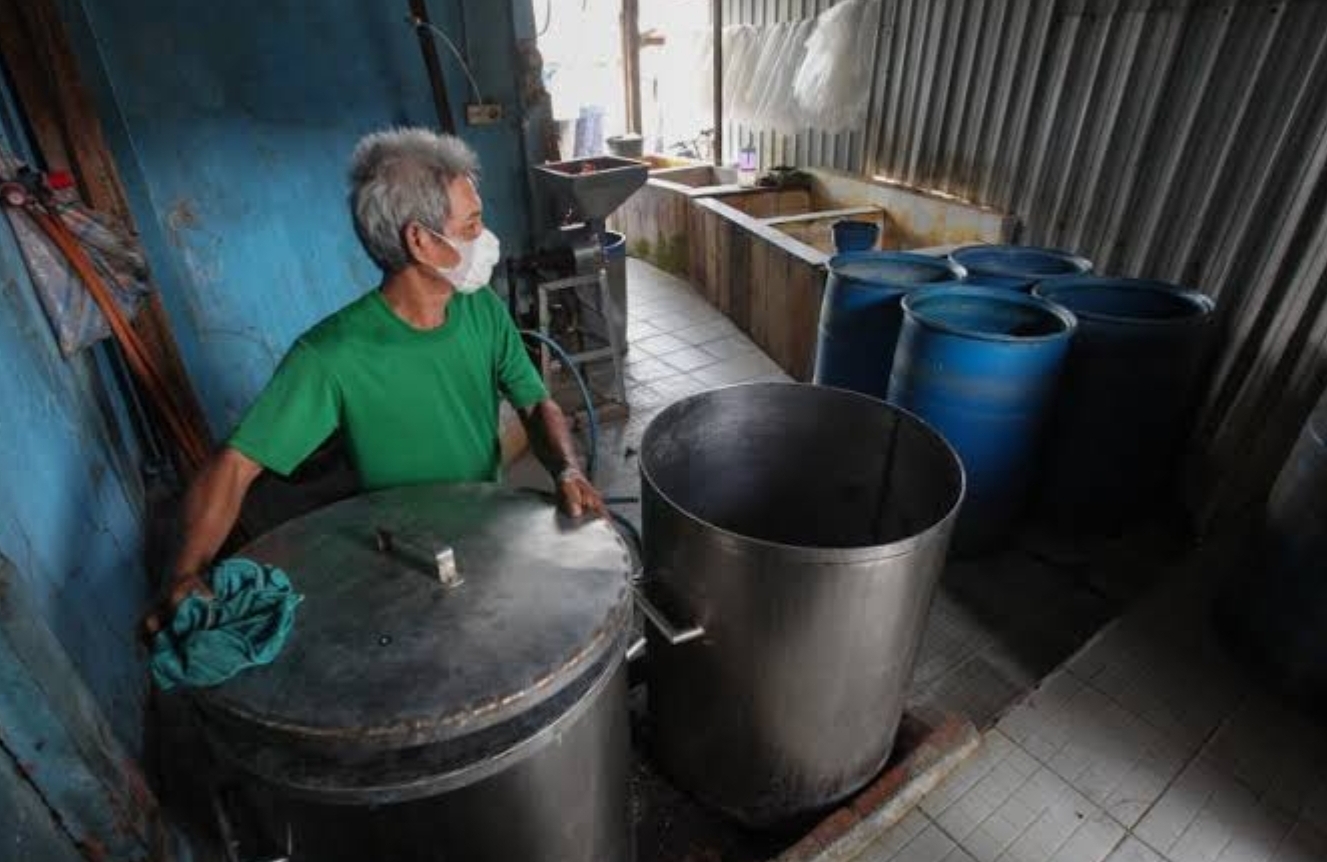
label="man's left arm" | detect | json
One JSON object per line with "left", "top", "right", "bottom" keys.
{"left": 517, "top": 398, "right": 607, "bottom": 519}
{"left": 489, "top": 291, "right": 606, "bottom": 518}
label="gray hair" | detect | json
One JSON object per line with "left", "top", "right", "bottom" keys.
{"left": 348, "top": 127, "right": 480, "bottom": 272}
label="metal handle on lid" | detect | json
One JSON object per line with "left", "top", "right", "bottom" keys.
{"left": 633, "top": 586, "right": 704, "bottom": 645}
{"left": 374, "top": 527, "right": 464, "bottom": 589}
{"left": 433, "top": 545, "right": 462, "bottom": 588}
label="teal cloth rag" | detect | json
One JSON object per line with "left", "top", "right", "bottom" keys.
{"left": 150, "top": 558, "right": 303, "bottom": 691}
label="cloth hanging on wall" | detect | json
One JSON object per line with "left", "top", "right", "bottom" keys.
{"left": 0, "top": 146, "right": 151, "bottom": 356}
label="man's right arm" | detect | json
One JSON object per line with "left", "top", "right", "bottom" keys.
{"left": 143, "top": 446, "right": 264, "bottom": 635}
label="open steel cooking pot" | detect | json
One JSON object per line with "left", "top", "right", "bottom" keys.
{"left": 637, "top": 383, "right": 964, "bottom": 827}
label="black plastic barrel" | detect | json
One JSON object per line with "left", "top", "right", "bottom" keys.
{"left": 951, "top": 244, "right": 1093, "bottom": 291}
{"left": 812, "top": 252, "right": 965, "bottom": 399}
{"left": 888, "top": 287, "right": 1077, "bottom": 551}
{"left": 1032, "top": 277, "right": 1215, "bottom": 533}
{"left": 1216, "top": 388, "right": 1327, "bottom": 711}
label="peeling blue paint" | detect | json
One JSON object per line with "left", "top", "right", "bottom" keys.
{"left": 0, "top": 194, "right": 150, "bottom": 756}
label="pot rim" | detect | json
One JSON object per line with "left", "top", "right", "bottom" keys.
{"left": 640, "top": 382, "right": 967, "bottom": 563}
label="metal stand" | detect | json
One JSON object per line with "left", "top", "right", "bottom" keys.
{"left": 535, "top": 267, "right": 627, "bottom": 407}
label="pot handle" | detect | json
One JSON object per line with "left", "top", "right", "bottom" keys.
{"left": 633, "top": 586, "right": 705, "bottom": 645}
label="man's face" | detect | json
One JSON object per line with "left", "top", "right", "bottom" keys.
{"left": 408, "top": 175, "right": 484, "bottom": 274}
{"left": 443, "top": 176, "right": 484, "bottom": 242}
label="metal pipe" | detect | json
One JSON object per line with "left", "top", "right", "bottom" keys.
{"left": 408, "top": 0, "right": 457, "bottom": 133}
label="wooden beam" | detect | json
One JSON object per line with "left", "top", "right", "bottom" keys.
{"left": 712, "top": 0, "right": 722, "bottom": 165}
{"left": 761, "top": 205, "right": 886, "bottom": 227}
{"left": 621, "top": 0, "right": 642, "bottom": 134}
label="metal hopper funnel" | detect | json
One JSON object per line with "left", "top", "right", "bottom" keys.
{"left": 533, "top": 156, "right": 648, "bottom": 233}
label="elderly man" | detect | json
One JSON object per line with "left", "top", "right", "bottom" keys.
{"left": 147, "top": 128, "right": 604, "bottom": 628}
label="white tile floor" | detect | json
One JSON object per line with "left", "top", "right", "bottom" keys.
{"left": 855, "top": 537, "right": 1327, "bottom": 862}
{"left": 522, "top": 258, "right": 1327, "bottom": 862}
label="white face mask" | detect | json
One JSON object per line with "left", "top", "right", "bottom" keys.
{"left": 426, "top": 226, "right": 500, "bottom": 294}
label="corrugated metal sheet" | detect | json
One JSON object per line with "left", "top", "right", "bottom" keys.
{"left": 726, "top": 0, "right": 1327, "bottom": 526}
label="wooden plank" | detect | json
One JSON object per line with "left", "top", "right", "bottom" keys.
{"left": 729, "top": 221, "right": 751, "bottom": 331}
{"left": 748, "top": 236, "right": 774, "bottom": 352}
{"left": 688, "top": 202, "right": 706, "bottom": 288}
{"left": 714, "top": 213, "right": 732, "bottom": 317}
{"left": 705, "top": 207, "right": 721, "bottom": 307}
{"left": 762, "top": 205, "right": 884, "bottom": 227}
{"left": 660, "top": 188, "right": 689, "bottom": 276}
{"left": 786, "top": 259, "right": 826, "bottom": 381}
{"left": 621, "top": 0, "right": 642, "bottom": 133}
{"left": 0, "top": 557, "right": 161, "bottom": 860}
{"left": 712, "top": 0, "right": 723, "bottom": 165}
{"left": 776, "top": 189, "right": 813, "bottom": 214}
{"left": 765, "top": 248, "right": 792, "bottom": 371}
{"left": 745, "top": 193, "right": 774, "bottom": 219}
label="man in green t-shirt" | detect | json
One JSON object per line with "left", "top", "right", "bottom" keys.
{"left": 146, "top": 128, "right": 605, "bottom": 631}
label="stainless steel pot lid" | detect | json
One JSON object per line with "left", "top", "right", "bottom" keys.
{"left": 195, "top": 484, "right": 633, "bottom": 755}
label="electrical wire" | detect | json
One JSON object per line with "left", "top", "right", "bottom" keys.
{"left": 408, "top": 15, "right": 484, "bottom": 103}
{"left": 537, "top": 0, "right": 552, "bottom": 37}
{"left": 520, "top": 329, "right": 599, "bottom": 480}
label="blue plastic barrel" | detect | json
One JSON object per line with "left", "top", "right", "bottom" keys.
{"left": 832, "top": 219, "right": 881, "bottom": 253}
{"left": 812, "top": 253, "right": 965, "bottom": 399}
{"left": 951, "top": 244, "right": 1093, "bottom": 291}
{"left": 888, "top": 287, "right": 1077, "bottom": 551}
{"left": 1032, "top": 277, "right": 1214, "bottom": 533}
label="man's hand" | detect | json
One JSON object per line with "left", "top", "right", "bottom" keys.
{"left": 557, "top": 469, "right": 607, "bottom": 519}
{"left": 518, "top": 398, "right": 607, "bottom": 519}
{"left": 141, "top": 572, "right": 215, "bottom": 640}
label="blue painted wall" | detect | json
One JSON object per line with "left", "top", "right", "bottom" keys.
{"left": 0, "top": 0, "right": 538, "bottom": 771}
{"left": 0, "top": 155, "right": 150, "bottom": 756}
{"left": 64, "top": 0, "right": 537, "bottom": 435}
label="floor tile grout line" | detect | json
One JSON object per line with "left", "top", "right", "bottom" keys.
{"left": 928, "top": 728, "right": 1140, "bottom": 862}
{"left": 886, "top": 810, "right": 946, "bottom": 862}
{"left": 929, "top": 743, "right": 1047, "bottom": 860}
{"left": 1061, "top": 658, "right": 1235, "bottom": 757}
{"left": 1105, "top": 704, "right": 1248, "bottom": 862}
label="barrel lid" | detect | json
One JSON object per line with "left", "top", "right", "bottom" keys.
{"left": 902, "top": 285, "right": 1078, "bottom": 343}
{"left": 1032, "top": 277, "right": 1214, "bottom": 326}
{"left": 828, "top": 251, "right": 964, "bottom": 286}
{"left": 950, "top": 244, "right": 1092, "bottom": 279}
{"left": 195, "top": 484, "right": 633, "bottom": 756}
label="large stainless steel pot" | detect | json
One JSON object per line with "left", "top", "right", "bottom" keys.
{"left": 195, "top": 484, "right": 635, "bottom": 862}
{"left": 639, "top": 383, "right": 964, "bottom": 827}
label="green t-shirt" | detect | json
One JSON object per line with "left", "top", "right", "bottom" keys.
{"left": 229, "top": 288, "right": 548, "bottom": 490}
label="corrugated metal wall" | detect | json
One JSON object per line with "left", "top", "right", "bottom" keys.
{"left": 726, "top": 0, "right": 1327, "bottom": 525}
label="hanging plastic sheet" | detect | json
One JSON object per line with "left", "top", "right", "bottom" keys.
{"left": 716, "top": 0, "right": 881, "bottom": 134}
{"left": 0, "top": 147, "right": 151, "bottom": 356}
{"left": 793, "top": 0, "right": 881, "bottom": 132}
{"left": 751, "top": 19, "right": 816, "bottom": 130}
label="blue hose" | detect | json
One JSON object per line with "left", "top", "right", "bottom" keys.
{"left": 520, "top": 329, "right": 599, "bottom": 480}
